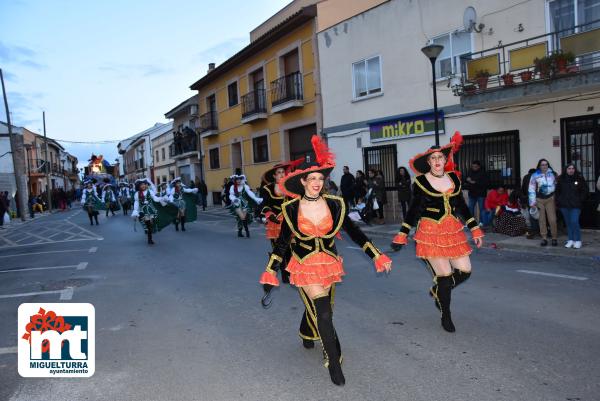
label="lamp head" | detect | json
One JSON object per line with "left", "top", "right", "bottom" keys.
{"left": 421, "top": 44, "right": 444, "bottom": 62}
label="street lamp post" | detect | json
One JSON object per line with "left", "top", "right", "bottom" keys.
{"left": 421, "top": 44, "right": 444, "bottom": 147}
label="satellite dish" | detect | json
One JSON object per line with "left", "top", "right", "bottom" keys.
{"left": 463, "top": 6, "right": 484, "bottom": 33}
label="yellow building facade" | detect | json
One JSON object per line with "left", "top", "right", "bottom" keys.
{"left": 191, "top": 6, "right": 321, "bottom": 204}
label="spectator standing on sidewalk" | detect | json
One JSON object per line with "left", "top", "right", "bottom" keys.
{"left": 340, "top": 166, "right": 355, "bottom": 208}
{"left": 556, "top": 163, "right": 588, "bottom": 249}
{"left": 0, "top": 191, "right": 7, "bottom": 227}
{"left": 522, "top": 168, "right": 539, "bottom": 239}
{"left": 354, "top": 170, "right": 367, "bottom": 204}
{"left": 396, "top": 166, "right": 411, "bottom": 220}
{"left": 528, "top": 158, "right": 558, "bottom": 246}
{"left": 368, "top": 169, "right": 386, "bottom": 224}
{"left": 465, "top": 161, "right": 488, "bottom": 224}
{"left": 198, "top": 179, "right": 208, "bottom": 211}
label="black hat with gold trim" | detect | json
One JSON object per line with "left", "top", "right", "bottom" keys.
{"left": 409, "top": 131, "right": 464, "bottom": 175}
{"left": 261, "top": 158, "right": 304, "bottom": 185}
{"left": 279, "top": 135, "right": 335, "bottom": 199}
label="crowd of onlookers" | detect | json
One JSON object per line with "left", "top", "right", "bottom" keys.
{"left": 333, "top": 158, "right": 590, "bottom": 248}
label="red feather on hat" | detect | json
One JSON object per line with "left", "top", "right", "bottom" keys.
{"left": 444, "top": 131, "right": 464, "bottom": 177}
{"left": 286, "top": 157, "right": 305, "bottom": 174}
{"left": 311, "top": 135, "right": 335, "bottom": 166}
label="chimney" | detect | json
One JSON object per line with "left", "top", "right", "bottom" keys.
{"left": 208, "top": 63, "right": 215, "bottom": 73}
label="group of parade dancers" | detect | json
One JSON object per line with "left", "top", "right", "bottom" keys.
{"left": 252, "top": 134, "right": 483, "bottom": 386}
{"left": 80, "top": 133, "right": 483, "bottom": 387}
{"left": 80, "top": 177, "right": 198, "bottom": 244}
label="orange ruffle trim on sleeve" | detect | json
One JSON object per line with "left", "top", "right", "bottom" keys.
{"left": 286, "top": 252, "right": 345, "bottom": 287}
{"left": 414, "top": 215, "right": 472, "bottom": 259}
{"left": 265, "top": 214, "right": 283, "bottom": 239}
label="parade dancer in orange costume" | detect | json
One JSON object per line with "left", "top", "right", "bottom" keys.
{"left": 391, "top": 133, "right": 483, "bottom": 333}
{"left": 259, "top": 135, "right": 392, "bottom": 386}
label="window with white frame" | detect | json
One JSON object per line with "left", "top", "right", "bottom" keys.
{"left": 548, "top": 0, "right": 600, "bottom": 35}
{"left": 431, "top": 31, "right": 472, "bottom": 79}
{"left": 352, "top": 56, "right": 382, "bottom": 99}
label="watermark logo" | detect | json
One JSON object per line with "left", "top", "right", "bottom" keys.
{"left": 18, "top": 303, "right": 95, "bottom": 377}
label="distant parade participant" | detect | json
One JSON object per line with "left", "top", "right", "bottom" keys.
{"left": 229, "top": 174, "right": 262, "bottom": 238}
{"left": 259, "top": 135, "right": 392, "bottom": 386}
{"left": 118, "top": 182, "right": 132, "bottom": 216}
{"left": 391, "top": 133, "right": 483, "bottom": 333}
{"left": 260, "top": 159, "right": 302, "bottom": 283}
{"left": 167, "top": 177, "right": 198, "bottom": 232}
{"left": 131, "top": 178, "right": 166, "bottom": 245}
{"left": 102, "top": 184, "right": 117, "bottom": 217}
{"left": 81, "top": 180, "right": 102, "bottom": 225}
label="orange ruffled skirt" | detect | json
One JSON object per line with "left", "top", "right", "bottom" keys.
{"left": 265, "top": 215, "right": 283, "bottom": 239}
{"left": 286, "top": 252, "right": 345, "bottom": 288}
{"left": 414, "top": 215, "right": 472, "bottom": 259}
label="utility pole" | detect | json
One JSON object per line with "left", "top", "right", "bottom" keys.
{"left": 43, "top": 111, "right": 52, "bottom": 211}
{"left": 0, "top": 68, "right": 27, "bottom": 221}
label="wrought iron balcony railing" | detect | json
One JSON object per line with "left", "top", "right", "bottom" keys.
{"left": 199, "top": 111, "right": 218, "bottom": 133}
{"left": 455, "top": 19, "right": 600, "bottom": 95}
{"left": 270, "top": 71, "right": 303, "bottom": 107}
{"left": 241, "top": 89, "right": 267, "bottom": 118}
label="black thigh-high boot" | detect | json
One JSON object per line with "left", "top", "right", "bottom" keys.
{"left": 181, "top": 215, "right": 186, "bottom": 231}
{"left": 237, "top": 220, "right": 244, "bottom": 237}
{"left": 314, "top": 295, "right": 345, "bottom": 386}
{"left": 94, "top": 213, "right": 99, "bottom": 225}
{"left": 243, "top": 219, "right": 250, "bottom": 238}
{"left": 88, "top": 212, "right": 94, "bottom": 225}
{"left": 146, "top": 222, "right": 154, "bottom": 245}
{"left": 434, "top": 275, "right": 455, "bottom": 333}
{"left": 175, "top": 218, "right": 179, "bottom": 231}
{"left": 452, "top": 269, "right": 471, "bottom": 289}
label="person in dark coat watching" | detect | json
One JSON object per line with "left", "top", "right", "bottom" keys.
{"left": 465, "top": 160, "right": 488, "bottom": 224}
{"left": 556, "top": 163, "right": 588, "bottom": 249}
{"left": 368, "top": 169, "right": 386, "bottom": 224}
{"left": 354, "top": 170, "right": 367, "bottom": 204}
{"left": 396, "top": 166, "right": 411, "bottom": 220}
{"left": 339, "top": 166, "right": 355, "bottom": 208}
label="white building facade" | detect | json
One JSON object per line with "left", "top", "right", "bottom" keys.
{"left": 319, "top": 0, "right": 600, "bottom": 226}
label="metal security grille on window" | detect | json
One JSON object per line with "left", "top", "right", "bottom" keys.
{"left": 353, "top": 56, "right": 381, "bottom": 98}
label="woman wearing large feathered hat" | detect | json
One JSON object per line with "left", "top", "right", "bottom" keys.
{"left": 259, "top": 135, "right": 392, "bottom": 386}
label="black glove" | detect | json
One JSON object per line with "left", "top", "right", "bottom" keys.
{"left": 268, "top": 214, "right": 280, "bottom": 224}
{"left": 390, "top": 242, "right": 403, "bottom": 252}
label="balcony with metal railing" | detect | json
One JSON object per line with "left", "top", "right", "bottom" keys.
{"left": 199, "top": 111, "right": 218, "bottom": 138}
{"left": 270, "top": 71, "right": 303, "bottom": 113}
{"left": 456, "top": 19, "right": 600, "bottom": 109}
{"left": 173, "top": 127, "right": 198, "bottom": 159}
{"left": 241, "top": 89, "right": 267, "bottom": 123}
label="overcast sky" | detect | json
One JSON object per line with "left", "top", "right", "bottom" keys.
{"left": 0, "top": 0, "right": 288, "bottom": 164}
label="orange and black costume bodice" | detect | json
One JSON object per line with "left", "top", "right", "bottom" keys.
{"left": 396, "top": 172, "right": 483, "bottom": 258}
{"left": 265, "top": 194, "right": 384, "bottom": 287}
{"left": 260, "top": 183, "right": 286, "bottom": 239}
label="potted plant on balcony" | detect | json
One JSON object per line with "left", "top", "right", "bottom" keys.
{"left": 474, "top": 69, "right": 491, "bottom": 90}
{"left": 519, "top": 70, "right": 533, "bottom": 82}
{"left": 534, "top": 55, "right": 553, "bottom": 79}
{"left": 555, "top": 51, "right": 575, "bottom": 74}
{"left": 501, "top": 73, "right": 515, "bottom": 86}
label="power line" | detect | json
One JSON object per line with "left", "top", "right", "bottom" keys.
{"left": 54, "top": 138, "right": 122, "bottom": 144}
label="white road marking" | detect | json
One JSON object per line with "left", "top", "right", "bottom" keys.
{"left": 60, "top": 287, "right": 74, "bottom": 300}
{"left": 89, "top": 247, "right": 98, "bottom": 253}
{"left": 0, "top": 249, "right": 92, "bottom": 258}
{"left": 346, "top": 246, "right": 362, "bottom": 250}
{"left": 517, "top": 270, "right": 588, "bottom": 281}
{"left": 0, "top": 288, "right": 68, "bottom": 299}
{"left": 0, "top": 346, "right": 17, "bottom": 355}
{"left": 0, "top": 262, "right": 87, "bottom": 273}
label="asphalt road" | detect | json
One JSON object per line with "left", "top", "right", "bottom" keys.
{"left": 0, "top": 207, "right": 599, "bottom": 401}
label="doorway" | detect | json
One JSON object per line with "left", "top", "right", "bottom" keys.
{"left": 231, "top": 142, "right": 243, "bottom": 174}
